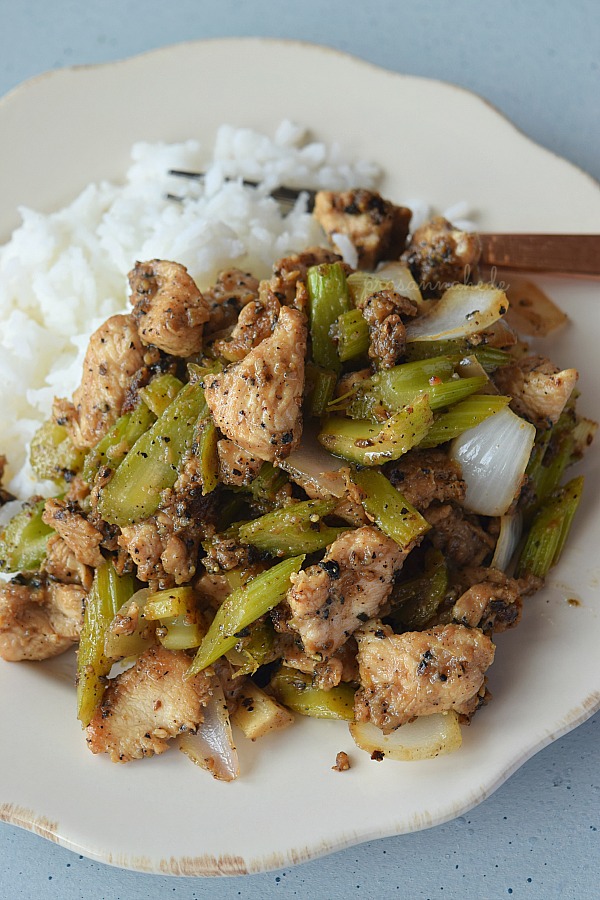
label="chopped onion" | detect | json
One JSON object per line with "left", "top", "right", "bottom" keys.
{"left": 450, "top": 406, "right": 536, "bottom": 516}
{"left": 504, "top": 276, "right": 567, "bottom": 337}
{"left": 491, "top": 513, "right": 523, "bottom": 572}
{"left": 178, "top": 681, "right": 239, "bottom": 782}
{"left": 405, "top": 284, "right": 508, "bottom": 342}
{"left": 374, "top": 261, "right": 426, "bottom": 312}
{"left": 279, "top": 428, "right": 347, "bottom": 499}
{"left": 349, "top": 712, "right": 462, "bottom": 761}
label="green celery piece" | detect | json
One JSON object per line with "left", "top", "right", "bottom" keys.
{"left": 336, "top": 308, "right": 370, "bottom": 362}
{"left": 388, "top": 548, "right": 448, "bottom": 631}
{"left": 139, "top": 373, "right": 184, "bottom": 416}
{"left": 307, "top": 262, "right": 350, "bottom": 372}
{"left": 525, "top": 412, "right": 577, "bottom": 513}
{"left": 238, "top": 499, "right": 345, "bottom": 557}
{"left": 418, "top": 395, "right": 511, "bottom": 448}
{"left": 195, "top": 419, "right": 219, "bottom": 495}
{"left": 82, "top": 402, "right": 156, "bottom": 483}
{"left": 404, "top": 339, "right": 512, "bottom": 373}
{"left": 305, "top": 364, "right": 338, "bottom": 417}
{"left": 0, "top": 498, "right": 55, "bottom": 573}
{"left": 352, "top": 469, "right": 429, "bottom": 549}
{"left": 516, "top": 476, "right": 584, "bottom": 578}
{"left": 187, "top": 555, "right": 305, "bottom": 674}
{"left": 319, "top": 394, "right": 433, "bottom": 466}
{"left": 29, "top": 420, "right": 86, "bottom": 485}
{"left": 249, "top": 462, "right": 289, "bottom": 505}
{"left": 77, "top": 560, "right": 135, "bottom": 726}
{"left": 269, "top": 666, "right": 355, "bottom": 720}
{"left": 226, "top": 617, "right": 277, "bottom": 676}
{"left": 158, "top": 614, "right": 205, "bottom": 650}
{"left": 97, "top": 381, "right": 209, "bottom": 527}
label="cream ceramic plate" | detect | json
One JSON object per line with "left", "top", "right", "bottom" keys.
{"left": 1, "top": 39, "right": 599, "bottom": 876}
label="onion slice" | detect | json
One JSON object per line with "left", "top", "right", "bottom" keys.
{"left": 279, "top": 428, "right": 347, "bottom": 499}
{"left": 178, "top": 681, "right": 239, "bottom": 782}
{"left": 406, "top": 284, "right": 508, "bottom": 342}
{"left": 349, "top": 712, "right": 462, "bottom": 761}
{"left": 504, "top": 276, "right": 567, "bottom": 337}
{"left": 374, "top": 261, "right": 426, "bottom": 312}
{"left": 491, "top": 513, "right": 523, "bottom": 572}
{"left": 450, "top": 406, "right": 536, "bottom": 516}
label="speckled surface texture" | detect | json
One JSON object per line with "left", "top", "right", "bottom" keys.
{"left": 1, "top": 2, "right": 599, "bottom": 897}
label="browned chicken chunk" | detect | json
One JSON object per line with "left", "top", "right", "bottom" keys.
{"left": 314, "top": 189, "right": 411, "bottom": 269}
{"left": 86, "top": 646, "right": 213, "bottom": 762}
{"left": 401, "top": 217, "right": 481, "bottom": 296}
{"left": 202, "top": 267, "right": 260, "bottom": 336}
{"left": 280, "top": 634, "right": 359, "bottom": 690}
{"left": 354, "top": 620, "right": 495, "bottom": 732}
{"left": 425, "top": 503, "right": 495, "bottom": 568}
{"left": 356, "top": 288, "right": 418, "bottom": 368}
{"left": 281, "top": 526, "right": 407, "bottom": 659}
{"left": 0, "top": 577, "right": 85, "bottom": 661}
{"left": 452, "top": 567, "right": 523, "bottom": 633}
{"left": 42, "top": 533, "right": 93, "bottom": 591}
{"left": 269, "top": 247, "right": 342, "bottom": 305}
{"left": 204, "top": 306, "right": 307, "bottom": 462}
{"left": 217, "top": 439, "right": 262, "bottom": 487}
{"left": 492, "top": 354, "right": 578, "bottom": 429}
{"left": 42, "top": 498, "right": 104, "bottom": 568}
{"left": 53, "top": 314, "right": 146, "bottom": 449}
{"left": 118, "top": 512, "right": 201, "bottom": 590}
{"left": 129, "top": 259, "right": 210, "bottom": 357}
{"left": 212, "top": 285, "right": 280, "bottom": 362}
{"left": 385, "top": 449, "right": 466, "bottom": 511}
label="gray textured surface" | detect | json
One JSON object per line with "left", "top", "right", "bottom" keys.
{"left": 1, "top": 2, "right": 599, "bottom": 897}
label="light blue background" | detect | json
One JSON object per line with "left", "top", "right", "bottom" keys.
{"left": 1, "top": 2, "right": 599, "bottom": 898}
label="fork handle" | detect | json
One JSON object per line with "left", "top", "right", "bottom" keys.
{"left": 479, "top": 234, "right": 600, "bottom": 277}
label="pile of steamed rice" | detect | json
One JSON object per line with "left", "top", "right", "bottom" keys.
{"left": 0, "top": 120, "right": 471, "bottom": 504}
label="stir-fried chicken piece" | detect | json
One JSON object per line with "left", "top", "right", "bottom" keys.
{"left": 401, "top": 217, "right": 481, "bottom": 297}
{"left": 314, "top": 189, "right": 411, "bottom": 269}
{"left": 128, "top": 259, "right": 210, "bottom": 357}
{"left": 217, "top": 439, "right": 262, "bottom": 487}
{"left": 204, "top": 306, "right": 306, "bottom": 462}
{"left": 492, "top": 354, "right": 578, "bottom": 430}
{"left": 425, "top": 503, "right": 495, "bottom": 568}
{"left": 118, "top": 511, "right": 202, "bottom": 590}
{"left": 452, "top": 567, "right": 523, "bottom": 633}
{"left": 280, "top": 634, "right": 359, "bottom": 690}
{"left": 202, "top": 268, "right": 260, "bottom": 336}
{"left": 0, "top": 577, "right": 85, "bottom": 661}
{"left": 269, "top": 247, "right": 342, "bottom": 305}
{"left": 280, "top": 526, "right": 407, "bottom": 659}
{"left": 42, "top": 498, "right": 104, "bottom": 568}
{"left": 385, "top": 449, "right": 466, "bottom": 511}
{"left": 86, "top": 646, "right": 213, "bottom": 762}
{"left": 356, "top": 288, "right": 418, "bottom": 368}
{"left": 53, "top": 314, "right": 146, "bottom": 449}
{"left": 212, "top": 285, "right": 280, "bottom": 362}
{"left": 354, "top": 620, "right": 495, "bottom": 732}
{"left": 42, "top": 533, "right": 93, "bottom": 591}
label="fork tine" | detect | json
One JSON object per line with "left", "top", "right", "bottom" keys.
{"left": 168, "top": 170, "right": 316, "bottom": 211}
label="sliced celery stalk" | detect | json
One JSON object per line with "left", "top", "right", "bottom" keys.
{"left": 97, "top": 381, "right": 209, "bottom": 527}
{"left": 305, "top": 364, "right": 338, "bottom": 417}
{"left": 0, "top": 498, "right": 55, "bottom": 573}
{"left": 353, "top": 469, "right": 430, "bottom": 549}
{"left": 405, "top": 339, "right": 512, "bottom": 373}
{"left": 318, "top": 394, "right": 433, "bottom": 466}
{"left": 516, "top": 476, "right": 584, "bottom": 578}
{"left": 195, "top": 419, "right": 219, "bottom": 496}
{"left": 237, "top": 499, "right": 345, "bottom": 557}
{"left": 226, "top": 617, "right": 277, "bottom": 676}
{"left": 187, "top": 555, "right": 305, "bottom": 675}
{"left": 335, "top": 308, "right": 370, "bottom": 362}
{"left": 77, "top": 561, "right": 135, "bottom": 726}
{"left": 418, "top": 395, "right": 511, "bottom": 448}
{"left": 158, "top": 614, "right": 205, "bottom": 650}
{"left": 307, "top": 262, "right": 350, "bottom": 372}
{"left": 269, "top": 666, "right": 355, "bottom": 720}
{"left": 82, "top": 402, "right": 156, "bottom": 484}
{"left": 144, "top": 586, "right": 196, "bottom": 620}
{"left": 139, "top": 373, "right": 184, "bottom": 416}
{"left": 29, "top": 420, "right": 85, "bottom": 485}
{"left": 387, "top": 548, "right": 448, "bottom": 631}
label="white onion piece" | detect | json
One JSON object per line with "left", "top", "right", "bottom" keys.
{"left": 349, "top": 712, "right": 462, "bottom": 761}
{"left": 405, "top": 284, "right": 508, "bottom": 342}
{"left": 450, "top": 407, "right": 536, "bottom": 516}
{"left": 504, "top": 276, "right": 567, "bottom": 337}
{"left": 178, "top": 681, "right": 239, "bottom": 782}
{"left": 374, "top": 261, "right": 425, "bottom": 311}
{"left": 491, "top": 513, "right": 523, "bottom": 572}
{"left": 279, "top": 429, "right": 347, "bottom": 499}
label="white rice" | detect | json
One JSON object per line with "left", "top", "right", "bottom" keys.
{"left": 0, "top": 120, "right": 474, "bottom": 501}
{"left": 0, "top": 122, "right": 380, "bottom": 498}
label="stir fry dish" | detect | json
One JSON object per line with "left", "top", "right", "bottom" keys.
{"left": 0, "top": 190, "right": 594, "bottom": 777}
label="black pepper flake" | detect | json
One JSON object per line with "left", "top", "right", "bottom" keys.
{"left": 371, "top": 750, "right": 385, "bottom": 761}
{"left": 319, "top": 559, "right": 341, "bottom": 579}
